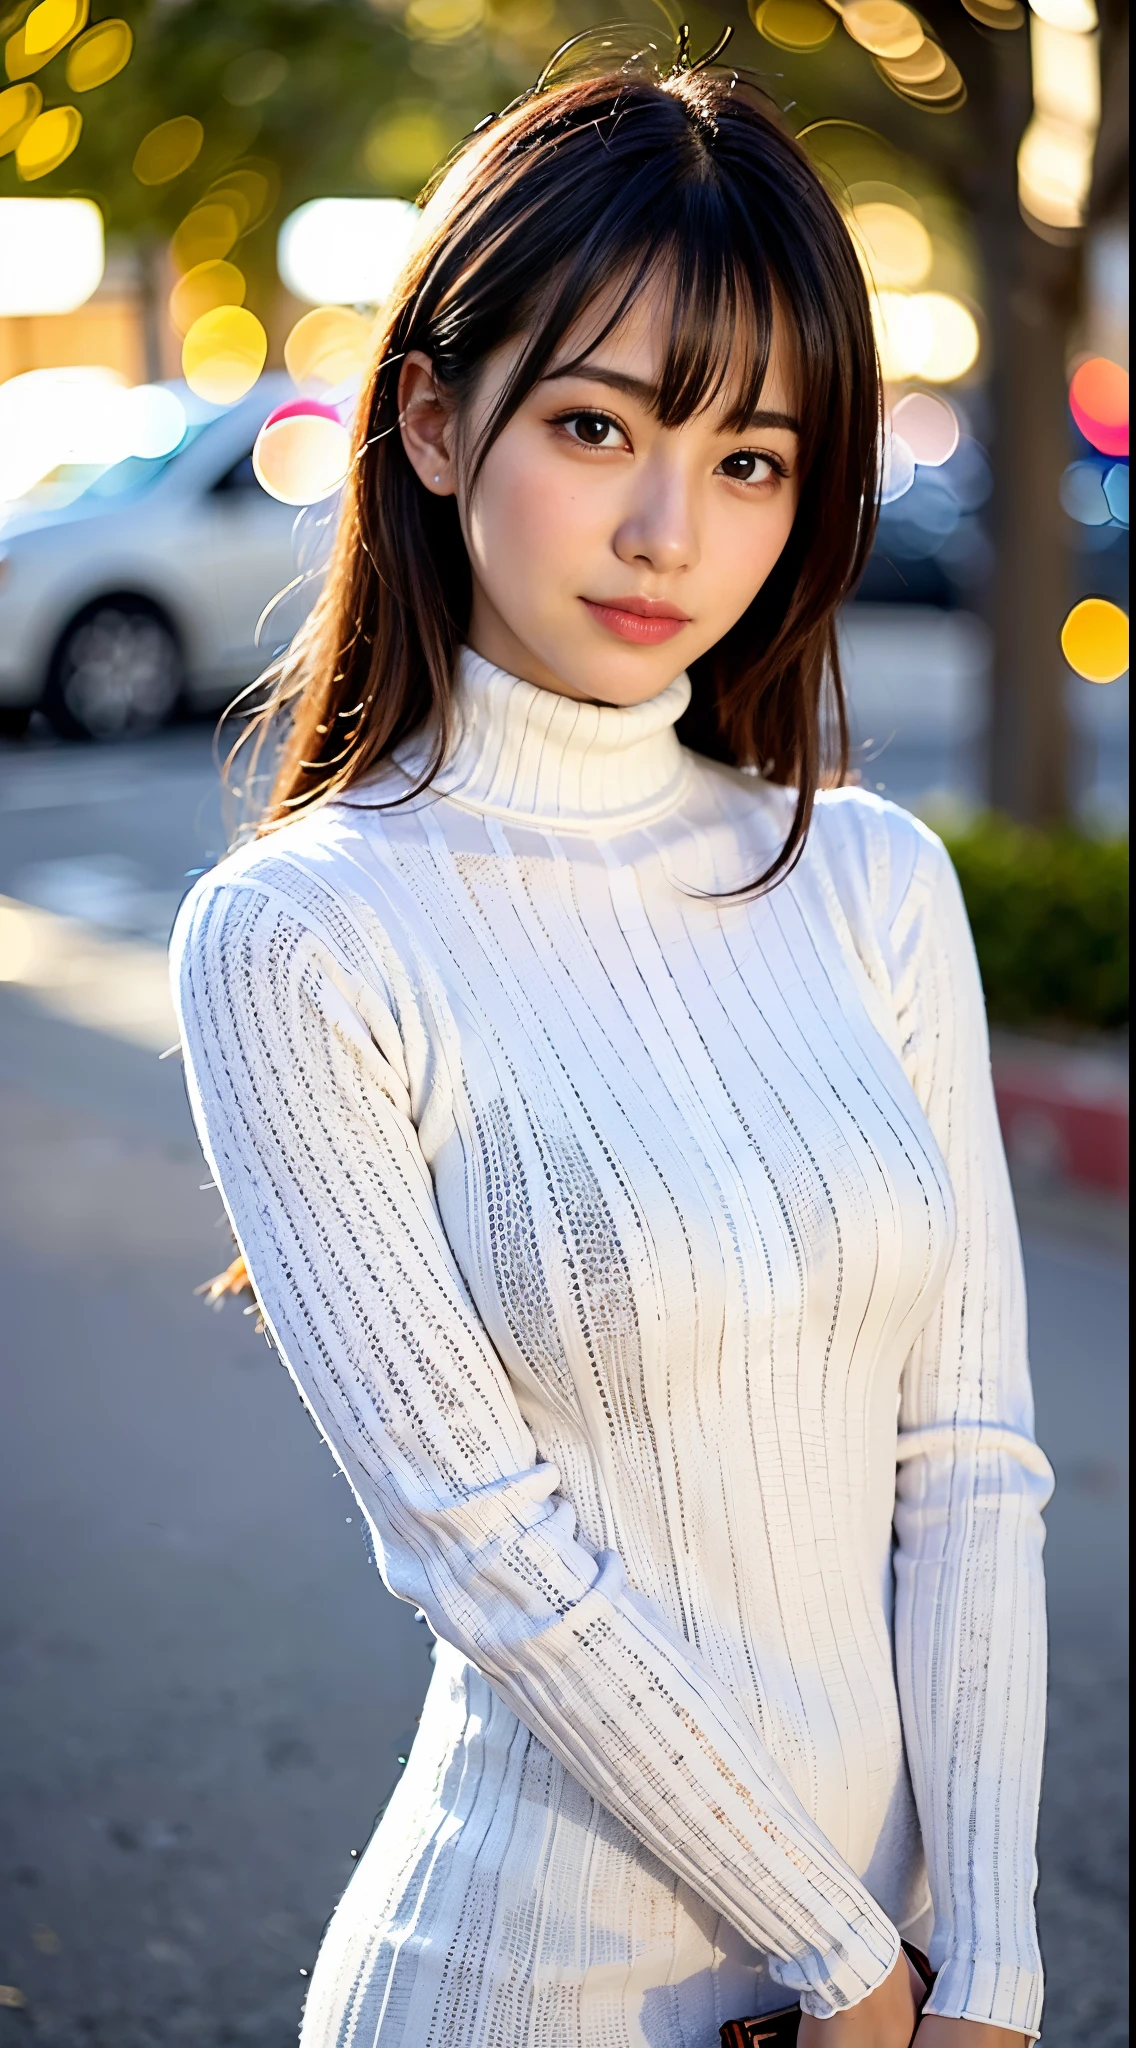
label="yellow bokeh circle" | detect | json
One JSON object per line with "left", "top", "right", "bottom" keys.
{"left": 169, "top": 259, "right": 246, "bottom": 338}
{"left": 0, "top": 82, "right": 42, "bottom": 155}
{"left": 66, "top": 17, "right": 133, "bottom": 91}
{"left": 171, "top": 202, "right": 240, "bottom": 273}
{"left": 850, "top": 201, "right": 933, "bottom": 288}
{"left": 842, "top": 0, "right": 925, "bottom": 57}
{"left": 24, "top": 0, "right": 86, "bottom": 58}
{"left": 182, "top": 304, "right": 267, "bottom": 405}
{"left": 1060, "top": 599, "right": 1129, "bottom": 684}
{"left": 751, "top": 0, "right": 837, "bottom": 50}
{"left": 284, "top": 306, "right": 373, "bottom": 389}
{"left": 133, "top": 115, "right": 203, "bottom": 186}
{"left": 15, "top": 103, "right": 82, "bottom": 180}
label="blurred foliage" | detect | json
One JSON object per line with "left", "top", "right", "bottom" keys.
{"left": 0, "top": 0, "right": 1014, "bottom": 283}
{"left": 943, "top": 814, "right": 1130, "bottom": 1032}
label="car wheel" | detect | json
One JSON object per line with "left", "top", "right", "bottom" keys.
{"left": 44, "top": 599, "right": 183, "bottom": 741}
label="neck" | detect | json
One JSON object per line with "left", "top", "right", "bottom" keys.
{"left": 397, "top": 647, "right": 692, "bottom": 833}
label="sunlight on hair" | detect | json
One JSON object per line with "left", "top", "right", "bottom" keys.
{"left": 1060, "top": 599, "right": 1129, "bottom": 684}
{"left": 182, "top": 304, "right": 267, "bottom": 404}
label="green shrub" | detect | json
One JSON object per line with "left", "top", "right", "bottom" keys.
{"left": 940, "top": 815, "right": 1129, "bottom": 1034}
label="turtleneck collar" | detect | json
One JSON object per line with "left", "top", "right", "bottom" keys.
{"left": 397, "top": 647, "right": 692, "bottom": 834}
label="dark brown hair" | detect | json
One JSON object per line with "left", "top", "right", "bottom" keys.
{"left": 243, "top": 63, "right": 881, "bottom": 889}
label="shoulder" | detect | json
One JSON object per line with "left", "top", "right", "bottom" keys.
{"left": 170, "top": 795, "right": 406, "bottom": 1000}
{"left": 808, "top": 786, "right": 955, "bottom": 933}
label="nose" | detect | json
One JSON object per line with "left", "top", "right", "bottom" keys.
{"left": 612, "top": 453, "right": 699, "bottom": 577}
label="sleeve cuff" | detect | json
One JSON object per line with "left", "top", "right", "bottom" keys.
{"left": 924, "top": 1950, "right": 1044, "bottom": 2039}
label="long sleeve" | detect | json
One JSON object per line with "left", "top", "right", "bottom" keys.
{"left": 171, "top": 868, "right": 901, "bottom": 2019}
{"left": 888, "top": 831, "right": 1053, "bottom": 2039}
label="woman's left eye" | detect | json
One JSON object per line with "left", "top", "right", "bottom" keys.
{"left": 718, "top": 450, "right": 781, "bottom": 485}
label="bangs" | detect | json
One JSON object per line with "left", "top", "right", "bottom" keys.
{"left": 452, "top": 97, "right": 798, "bottom": 477}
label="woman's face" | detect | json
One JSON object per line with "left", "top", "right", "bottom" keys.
{"left": 398, "top": 275, "right": 802, "bottom": 707}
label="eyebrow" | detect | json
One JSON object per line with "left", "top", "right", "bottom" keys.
{"left": 541, "top": 363, "right": 800, "bottom": 435}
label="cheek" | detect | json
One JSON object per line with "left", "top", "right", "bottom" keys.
{"left": 467, "top": 438, "right": 599, "bottom": 586}
{"left": 709, "top": 488, "right": 799, "bottom": 608}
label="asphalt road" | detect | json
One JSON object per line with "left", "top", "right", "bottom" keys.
{"left": 0, "top": 726, "right": 1128, "bottom": 2047}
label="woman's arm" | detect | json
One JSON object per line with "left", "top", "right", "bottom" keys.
{"left": 172, "top": 867, "right": 900, "bottom": 2020}
{"left": 887, "top": 832, "right": 1052, "bottom": 2043}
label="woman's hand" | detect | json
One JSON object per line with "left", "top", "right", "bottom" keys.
{"left": 798, "top": 1951, "right": 924, "bottom": 2048}
{"left": 915, "top": 2021, "right": 1027, "bottom": 2045}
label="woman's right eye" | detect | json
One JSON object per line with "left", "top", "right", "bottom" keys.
{"left": 561, "top": 411, "right": 625, "bottom": 449}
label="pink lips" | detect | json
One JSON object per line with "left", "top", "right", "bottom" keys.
{"left": 581, "top": 596, "right": 691, "bottom": 645}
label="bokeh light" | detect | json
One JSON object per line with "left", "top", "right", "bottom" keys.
{"left": 168, "top": 259, "right": 246, "bottom": 338}
{"left": 171, "top": 202, "right": 240, "bottom": 273}
{"left": 0, "top": 195, "right": 103, "bottom": 314}
{"left": 1068, "top": 358, "right": 1129, "bottom": 457}
{"left": 0, "top": 368, "right": 186, "bottom": 507}
{"left": 0, "top": 83, "right": 42, "bottom": 156}
{"left": 133, "top": 115, "right": 204, "bottom": 186}
{"left": 1103, "top": 464, "right": 1128, "bottom": 526}
{"left": 850, "top": 201, "right": 932, "bottom": 287}
{"left": 1060, "top": 599, "right": 1129, "bottom": 684}
{"left": 363, "top": 104, "right": 449, "bottom": 190}
{"left": 4, "top": 0, "right": 86, "bottom": 78}
{"left": 207, "top": 167, "right": 274, "bottom": 232}
{"left": 873, "top": 291, "right": 980, "bottom": 383}
{"left": 284, "top": 306, "right": 373, "bottom": 389}
{"left": 64, "top": 16, "right": 132, "bottom": 90}
{"left": 1059, "top": 461, "right": 1111, "bottom": 525}
{"left": 880, "top": 429, "right": 916, "bottom": 504}
{"left": 959, "top": 0, "right": 1024, "bottom": 29}
{"left": 842, "top": 0, "right": 925, "bottom": 59}
{"left": 23, "top": 0, "right": 86, "bottom": 57}
{"left": 222, "top": 49, "right": 288, "bottom": 107}
{"left": 1029, "top": 0, "right": 1096, "bottom": 27}
{"left": 15, "top": 104, "right": 82, "bottom": 181}
{"left": 404, "top": 0, "right": 484, "bottom": 41}
{"left": 253, "top": 402, "right": 352, "bottom": 505}
{"left": 182, "top": 304, "right": 267, "bottom": 404}
{"left": 751, "top": 0, "right": 837, "bottom": 52}
{"left": 877, "top": 40, "right": 946, "bottom": 84}
{"left": 277, "top": 198, "right": 419, "bottom": 307}
{"left": 891, "top": 390, "right": 960, "bottom": 466}
{"left": 877, "top": 50, "right": 964, "bottom": 107}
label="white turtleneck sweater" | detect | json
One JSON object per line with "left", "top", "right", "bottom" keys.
{"left": 171, "top": 650, "right": 1051, "bottom": 2048}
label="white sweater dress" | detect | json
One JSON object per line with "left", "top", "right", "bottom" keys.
{"left": 171, "top": 649, "right": 1052, "bottom": 2048}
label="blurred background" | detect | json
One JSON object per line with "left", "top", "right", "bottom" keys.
{"left": 0, "top": 0, "right": 1128, "bottom": 2040}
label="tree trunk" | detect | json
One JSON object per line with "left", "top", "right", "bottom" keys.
{"left": 986, "top": 223, "right": 1081, "bottom": 824}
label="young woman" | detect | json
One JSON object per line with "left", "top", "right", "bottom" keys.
{"left": 172, "top": 48, "right": 1052, "bottom": 2048}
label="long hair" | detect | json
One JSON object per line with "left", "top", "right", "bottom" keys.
{"left": 241, "top": 65, "right": 882, "bottom": 892}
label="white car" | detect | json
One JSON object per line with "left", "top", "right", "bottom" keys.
{"left": 0, "top": 376, "right": 312, "bottom": 740}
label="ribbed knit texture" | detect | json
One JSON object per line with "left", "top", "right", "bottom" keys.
{"left": 172, "top": 648, "right": 1052, "bottom": 2047}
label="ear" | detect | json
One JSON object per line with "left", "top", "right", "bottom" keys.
{"left": 398, "top": 350, "right": 456, "bottom": 496}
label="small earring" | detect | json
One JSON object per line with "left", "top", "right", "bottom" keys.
{"left": 434, "top": 473, "right": 442, "bottom": 485}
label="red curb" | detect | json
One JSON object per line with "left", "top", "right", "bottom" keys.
{"left": 992, "top": 1039, "right": 1130, "bottom": 1196}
